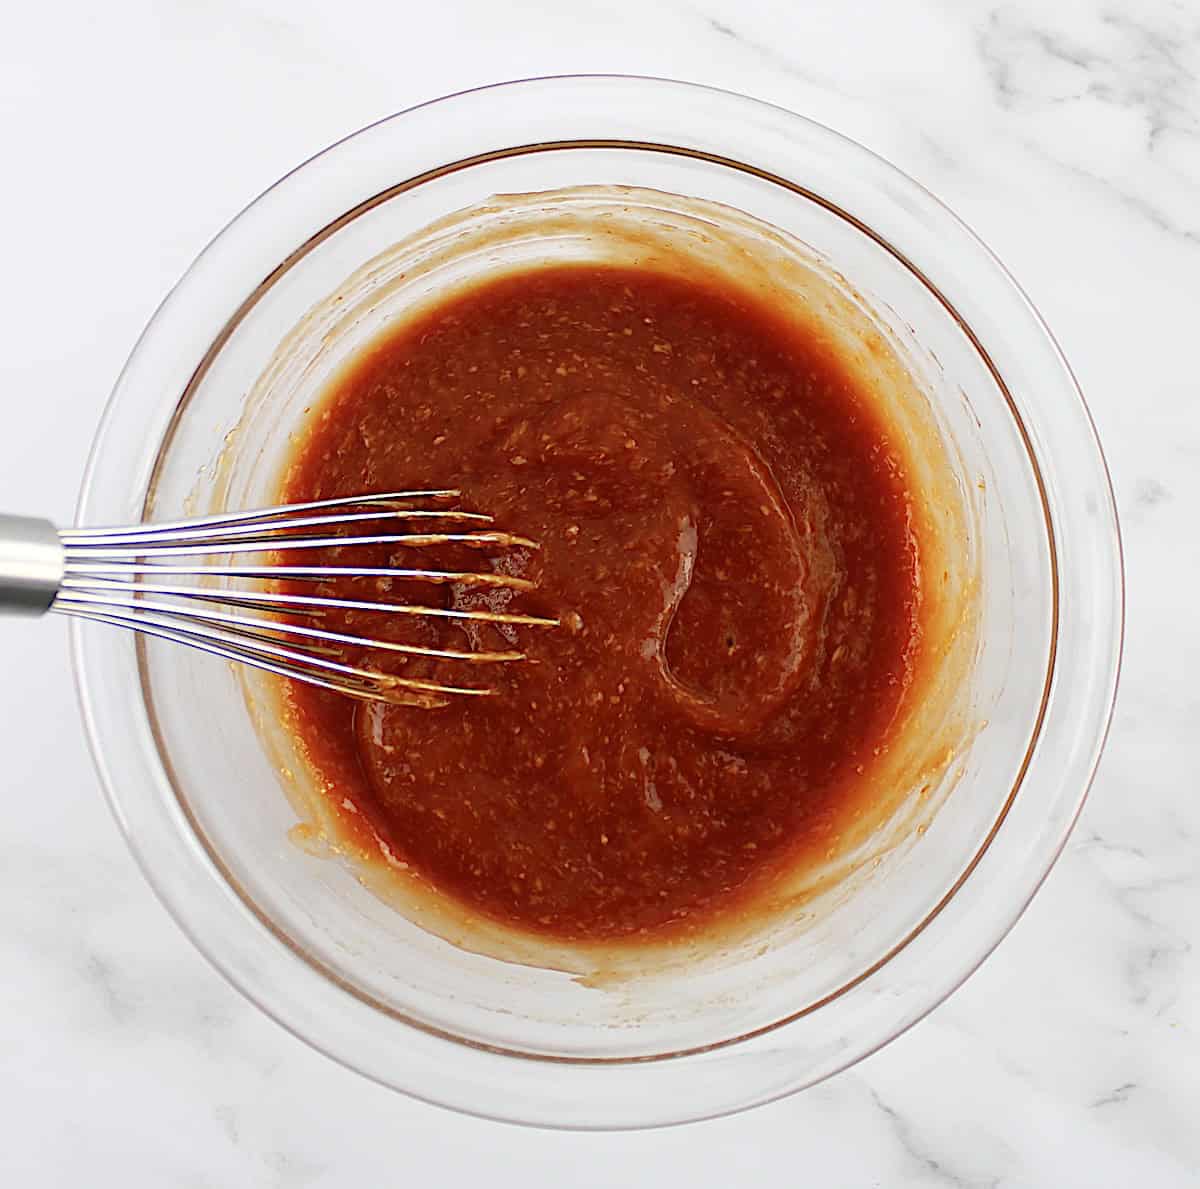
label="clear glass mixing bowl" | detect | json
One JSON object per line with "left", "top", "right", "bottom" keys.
{"left": 71, "top": 76, "right": 1122, "bottom": 1129}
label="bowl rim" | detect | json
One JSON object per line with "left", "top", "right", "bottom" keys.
{"left": 70, "top": 74, "right": 1124, "bottom": 1128}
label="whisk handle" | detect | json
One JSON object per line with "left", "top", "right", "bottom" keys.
{"left": 0, "top": 515, "right": 63, "bottom": 616}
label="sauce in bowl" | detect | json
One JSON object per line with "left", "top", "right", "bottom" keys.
{"left": 279, "top": 262, "right": 930, "bottom": 943}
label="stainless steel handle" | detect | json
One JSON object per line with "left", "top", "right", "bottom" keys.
{"left": 0, "top": 515, "right": 64, "bottom": 615}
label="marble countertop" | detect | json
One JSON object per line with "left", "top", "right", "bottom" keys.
{"left": 1, "top": 0, "right": 1196, "bottom": 1183}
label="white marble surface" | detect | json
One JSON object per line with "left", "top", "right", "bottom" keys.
{"left": 1, "top": 0, "right": 1196, "bottom": 1182}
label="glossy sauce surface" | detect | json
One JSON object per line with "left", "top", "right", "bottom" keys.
{"left": 280, "top": 265, "right": 923, "bottom": 941}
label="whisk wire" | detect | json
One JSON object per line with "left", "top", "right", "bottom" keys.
{"left": 60, "top": 562, "right": 537, "bottom": 589}
{"left": 57, "top": 506, "right": 494, "bottom": 548}
{"left": 58, "top": 490, "right": 467, "bottom": 537}
{"left": 62, "top": 529, "right": 536, "bottom": 557}
{"left": 55, "top": 588, "right": 526, "bottom": 663}
{"left": 57, "top": 577, "right": 557, "bottom": 626}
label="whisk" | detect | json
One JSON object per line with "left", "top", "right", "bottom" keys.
{"left": 0, "top": 491, "right": 556, "bottom": 707}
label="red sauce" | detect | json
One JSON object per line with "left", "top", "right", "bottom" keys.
{"left": 279, "top": 264, "right": 922, "bottom": 941}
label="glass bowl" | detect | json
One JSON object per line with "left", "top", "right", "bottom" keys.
{"left": 71, "top": 76, "right": 1123, "bottom": 1129}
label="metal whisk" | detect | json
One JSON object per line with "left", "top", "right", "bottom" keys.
{"left": 0, "top": 491, "right": 556, "bottom": 707}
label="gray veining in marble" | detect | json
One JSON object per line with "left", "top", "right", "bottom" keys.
{"left": 0, "top": 0, "right": 1196, "bottom": 1184}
